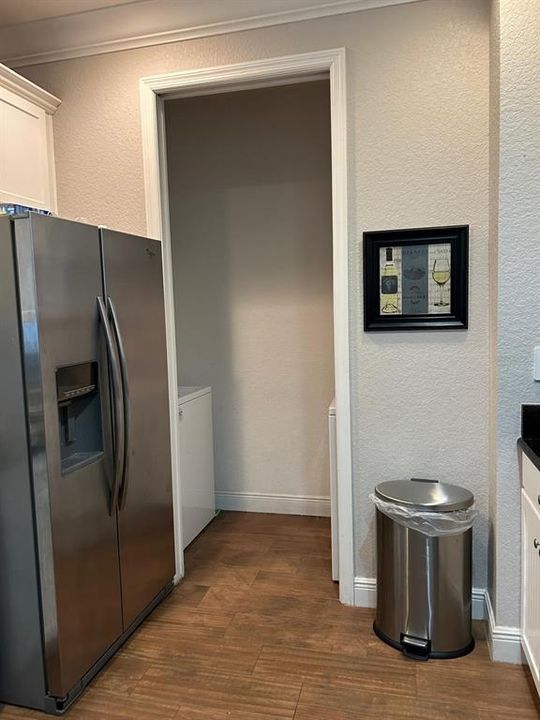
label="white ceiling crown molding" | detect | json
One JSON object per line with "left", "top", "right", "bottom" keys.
{"left": 0, "top": 63, "right": 61, "bottom": 112}
{"left": 0, "top": 0, "right": 422, "bottom": 69}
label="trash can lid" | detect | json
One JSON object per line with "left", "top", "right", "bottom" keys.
{"left": 374, "top": 478, "right": 474, "bottom": 512}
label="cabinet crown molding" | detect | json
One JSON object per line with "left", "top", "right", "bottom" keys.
{"left": 0, "top": 63, "right": 60, "bottom": 114}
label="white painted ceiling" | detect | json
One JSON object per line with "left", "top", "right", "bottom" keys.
{"left": 0, "top": 0, "right": 143, "bottom": 27}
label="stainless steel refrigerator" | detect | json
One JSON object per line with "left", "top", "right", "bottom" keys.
{"left": 0, "top": 213, "right": 175, "bottom": 714}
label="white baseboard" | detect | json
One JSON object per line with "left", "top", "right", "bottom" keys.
{"left": 484, "top": 589, "right": 523, "bottom": 664}
{"left": 353, "top": 576, "right": 487, "bottom": 622}
{"left": 215, "top": 491, "right": 331, "bottom": 517}
{"left": 472, "top": 588, "right": 488, "bottom": 622}
{"left": 353, "top": 576, "right": 377, "bottom": 608}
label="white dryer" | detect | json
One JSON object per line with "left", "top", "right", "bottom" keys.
{"left": 329, "top": 398, "right": 339, "bottom": 581}
{"left": 178, "top": 387, "right": 216, "bottom": 548}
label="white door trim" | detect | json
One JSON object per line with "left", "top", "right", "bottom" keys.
{"left": 139, "top": 48, "right": 355, "bottom": 605}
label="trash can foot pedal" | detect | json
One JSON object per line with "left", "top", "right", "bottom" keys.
{"left": 373, "top": 621, "right": 475, "bottom": 660}
{"left": 400, "top": 633, "right": 430, "bottom": 661}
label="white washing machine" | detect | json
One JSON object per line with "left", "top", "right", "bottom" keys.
{"left": 178, "top": 386, "right": 216, "bottom": 548}
{"left": 329, "top": 398, "right": 339, "bottom": 581}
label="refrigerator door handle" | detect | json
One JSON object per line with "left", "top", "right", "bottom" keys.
{"left": 97, "top": 296, "right": 125, "bottom": 514}
{"left": 107, "top": 297, "right": 131, "bottom": 510}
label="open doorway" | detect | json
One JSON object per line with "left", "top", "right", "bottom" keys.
{"left": 139, "top": 49, "right": 354, "bottom": 604}
{"left": 165, "top": 79, "right": 337, "bottom": 580}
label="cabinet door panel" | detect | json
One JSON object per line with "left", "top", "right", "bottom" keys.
{"left": 0, "top": 85, "right": 52, "bottom": 210}
{"left": 522, "top": 489, "right": 540, "bottom": 694}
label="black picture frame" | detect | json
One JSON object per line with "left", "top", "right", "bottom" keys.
{"left": 363, "top": 225, "right": 469, "bottom": 331}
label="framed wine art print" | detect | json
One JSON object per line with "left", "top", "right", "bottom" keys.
{"left": 363, "top": 225, "right": 469, "bottom": 331}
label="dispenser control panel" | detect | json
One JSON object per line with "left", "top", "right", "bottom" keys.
{"left": 56, "top": 361, "right": 97, "bottom": 403}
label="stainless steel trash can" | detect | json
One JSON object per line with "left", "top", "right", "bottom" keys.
{"left": 373, "top": 478, "right": 474, "bottom": 660}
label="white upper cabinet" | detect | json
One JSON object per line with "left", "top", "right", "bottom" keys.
{"left": 0, "top": 64, "right": 60, "bottom": 212}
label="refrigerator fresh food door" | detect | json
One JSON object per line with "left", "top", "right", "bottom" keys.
{"left": 14, "top": 214, "right": 123, "bottom": 700}
{"left": 100, "top": 228, "right": 175, "bottom": 628}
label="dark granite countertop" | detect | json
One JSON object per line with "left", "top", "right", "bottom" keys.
{"left": 518, "top": 437, "right": 540, "bottom": 471}
{"left": 519, "top": 404, "right": 540, "bottom": 472}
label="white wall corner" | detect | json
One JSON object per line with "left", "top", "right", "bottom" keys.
{"left": 484, "top": 590, "right": 524, "bottom": 664}
{"left": 354, "top": 577, "right": 489, "bottom": 622}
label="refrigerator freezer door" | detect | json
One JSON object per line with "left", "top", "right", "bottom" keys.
{"left": 100, "top": 228, "right": 175, "bottom": 628}
{"left": 0, "top": 217, "right": 48, "bottom": 710}
{"left": 14, "top": 214, "right": 123, "bottom": 700}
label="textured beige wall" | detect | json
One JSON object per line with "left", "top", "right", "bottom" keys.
{"left": 490, "top": 0, "right": 540, "bottom": 628}
{"left": 166, "top": 82, "right": 333, "bottom": 499}
{"left": 21, "top": 0, "right": 490, "bottom": 587}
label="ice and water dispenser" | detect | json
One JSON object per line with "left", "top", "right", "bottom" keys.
{"left": 56, "top": 361, "right": 104, "bottom": 474}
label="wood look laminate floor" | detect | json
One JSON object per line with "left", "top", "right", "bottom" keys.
{"left": 2, "top": 511, "right": 539, "bottom": 719}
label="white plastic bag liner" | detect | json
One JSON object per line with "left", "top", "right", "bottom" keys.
{"left": 370, "top": 493, "right": 476, "bottom": 537}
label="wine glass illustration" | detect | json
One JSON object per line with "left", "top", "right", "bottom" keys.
{"left": 432, "top": 256, "right": 450, "bottom": 307}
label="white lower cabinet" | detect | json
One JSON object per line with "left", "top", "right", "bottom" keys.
{"left": 522, "top": 481, "right": 540, "bottom": 695}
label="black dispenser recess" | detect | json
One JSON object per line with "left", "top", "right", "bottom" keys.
{"left": 56, "top": 361, "right": 104, "bottom": 474}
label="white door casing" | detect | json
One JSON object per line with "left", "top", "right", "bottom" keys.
{"left": 139, "top": 48, "right": 355, "bottom": 604}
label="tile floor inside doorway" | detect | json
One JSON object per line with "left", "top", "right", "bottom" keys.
{"left": 1, "top": 511, "right": 539, "bottom": 719}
